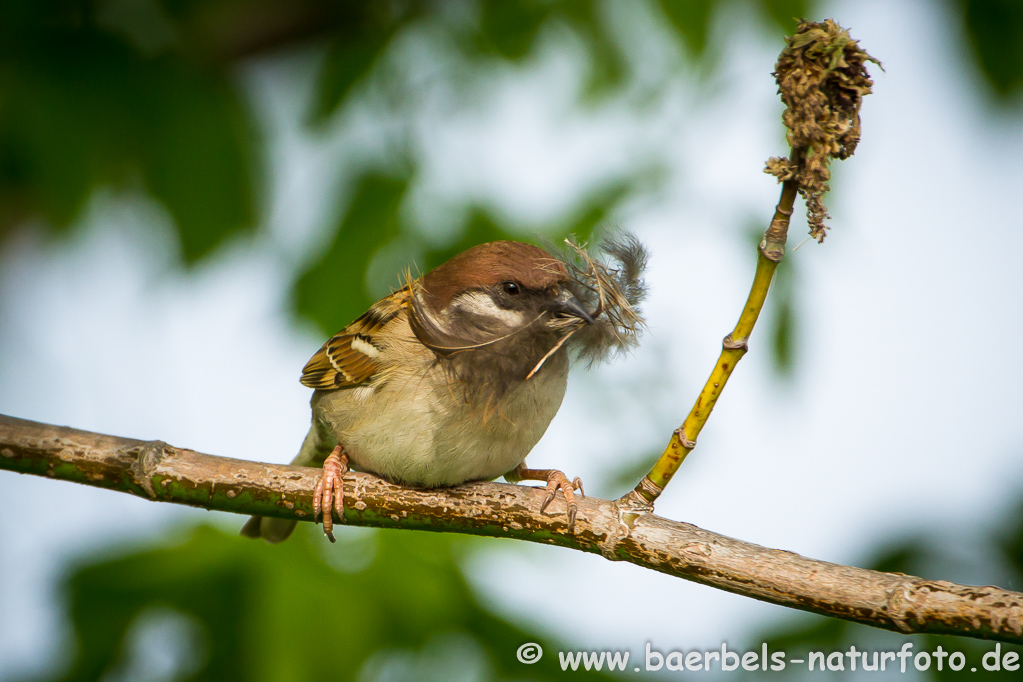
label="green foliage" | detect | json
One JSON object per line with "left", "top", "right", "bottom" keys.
{"left": 478, "top": 0, "right": 553, "bottom": 61}
{"left": 294, "top": 173, "right": 411, "bottom": 334}
{"left": 37, "top": 525, "right": 617, "bottom": 682}
{"left": 2, "top": 0, "right": 1022, "bottom": 267}
{"left": 0, "top": 0, "right": 823, "bottom": 266}
{"left": 759, "top": 0, "right": 813, "bottom": 36}
{"left": 960, "top": 0, "right": 1023, "bottom": 98}
{"left": 0, "top": 1, "right": 256, "bottom": 262}
{"left": 657, "top": 0, "right": 809, "bottom": 59}
{"left": 309, "top": 1, "right": 416, "bottom": 124}
{"left": 768, "top": 260, "right": 796, "bottom": 376}
{"left": 658, "top": 0, "right": 717, "bottom": 57}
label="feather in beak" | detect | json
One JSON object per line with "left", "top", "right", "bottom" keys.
{"left": 545, "top": 231, "right": 648, "bottom": 365}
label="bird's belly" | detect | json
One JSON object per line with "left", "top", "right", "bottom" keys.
{"left": 313, "top": 356, "right": 568, "bottom": 487}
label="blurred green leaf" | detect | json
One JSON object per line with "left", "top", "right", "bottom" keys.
{"left": 560, "top": 2, "right": 626, "bottom": 100}
{"left": 959, "top": 0, "right": 1023, "bottom": 98}
{"left": 309, "top": 0, "right": 416, "bottom": 124}
{"left": 419, "top": 177, "right": 630, "bottom": 273}
{"left": 656, "top": 0, "right": 808, "bottom": 65}
{"left": 758, "top": 0, "right": 809, "bottom": 34}
{"left": 39, "top": 525, "right": 618, "bottom": 682}
{"left": 294, "top": 173, "right": 409, "bottom": 335}
{"left": 562, "top": 178, "right": 635, "bottom": 238}
{"left": 311, "top": 32, "right": 393, "bottom": 124}
{"left": 998, "top": 501, "right": 1023, "bottom": 588}
{"left": 657, "top": 0, "right": 715, "bottom": 58}
{"left": 770, "top": 297, "right": 794, "bottom": 374}
{"left": 768, "top": 261, "right": 796, "bottom": 377}
{"left": 477, "top": 0, "right": 554, "bottom": 61}
{"left": 760, "top": 613, "right": 850, "bottom": 655}
{"left": 138, "top": 58, "right": 257, "bottom": 262}
{"left": 606, "top": 450, "right": 662, "bottom": 497}
{"left": 473, "top": 0, "right": 627, "bottom": 98}
{"left": 0, "top": 2, "right": 256, "bottom": 261}
{"left": 421, "top": 209, "right": 520, "bottom": 272}
{"left": 4, "top": 0, "right": 1022, "bottom": 272}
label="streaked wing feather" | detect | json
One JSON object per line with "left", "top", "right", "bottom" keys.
{"left": 300, "top": 288, "right": 410, "bottom": 389}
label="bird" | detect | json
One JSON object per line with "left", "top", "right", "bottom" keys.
{"left": 241, "top": 236, "right": 646, "bottom": 543}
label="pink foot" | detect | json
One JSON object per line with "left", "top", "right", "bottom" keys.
{"left": 312, "top": 445, "right": 349, "bottom": 542}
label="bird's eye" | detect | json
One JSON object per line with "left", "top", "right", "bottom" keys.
{"left": 501, "top": 281, "right": 521, "bottom": 295}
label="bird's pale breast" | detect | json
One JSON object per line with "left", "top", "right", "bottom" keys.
{"left": 311, "top": 313, "right": 568, "bottom": 487}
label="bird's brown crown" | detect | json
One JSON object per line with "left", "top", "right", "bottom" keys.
{"left": 420, "top": 241, "right": 568, "bottom": 307}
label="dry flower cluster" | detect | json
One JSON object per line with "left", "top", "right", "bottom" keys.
{"left": 765, "top": 19, "right": 879, "bottom": 241}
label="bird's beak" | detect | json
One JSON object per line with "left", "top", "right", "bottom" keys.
{"left": 550, "top": 288, "right": 595, "bottom": 324}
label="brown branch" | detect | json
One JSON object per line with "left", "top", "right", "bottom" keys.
{"left": 2, "top": 414, "right": 1022, "bottom": 643}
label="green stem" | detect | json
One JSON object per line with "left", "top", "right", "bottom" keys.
{"left": 630, "top": 157, "right": 802, "bottom": 504}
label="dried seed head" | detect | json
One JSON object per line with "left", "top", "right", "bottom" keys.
{"left": 765, "top": 19, "right": 879, "bottom": 242}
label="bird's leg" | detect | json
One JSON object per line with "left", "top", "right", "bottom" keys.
{"left": 313, "top": 445, "right": 349, "bottom": 543}
{"left": 509, "top": 464, "right": 585, "bottom": 533}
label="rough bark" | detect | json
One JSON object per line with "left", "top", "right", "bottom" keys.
{"left": 2, "top": 413, "right": 1022, "bottom": 643}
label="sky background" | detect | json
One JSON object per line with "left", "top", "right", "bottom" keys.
{"left": 2, "top": 0, "right": 1023, "bottom": 678}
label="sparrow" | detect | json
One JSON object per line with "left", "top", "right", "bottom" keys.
{"left": 242, "top": 236, "right": 646, "bottom": 543}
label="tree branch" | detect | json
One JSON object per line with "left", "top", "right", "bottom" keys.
{"left": 3, "top": 413, "right": 1022, "bottom": 644}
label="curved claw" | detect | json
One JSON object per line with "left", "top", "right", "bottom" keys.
{"left": 539, "top": 470, "right": 581, "bottom": 533}
{"left": 540, "top": 491, "right": 556, "bottom": 515}
{"left": 509, "top": 464, "right": 584, "bottom": 533}
{"left": 314, "top": 446, "right": 349, "bottom": 543}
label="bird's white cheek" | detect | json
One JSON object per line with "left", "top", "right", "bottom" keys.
{"left": 448, "top": 292, "right": 526, "bottom": 327}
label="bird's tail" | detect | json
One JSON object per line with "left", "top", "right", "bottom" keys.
{"left": 240, "top": 418, "right": 333, "bottom": 543}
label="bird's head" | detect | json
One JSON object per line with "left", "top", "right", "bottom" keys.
{"left": 412, "top": 241, "right": 595, "bottom": 348}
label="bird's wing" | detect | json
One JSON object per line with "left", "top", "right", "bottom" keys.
{"left": 300, "top": 288, "right": 412, "bottom": 389}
